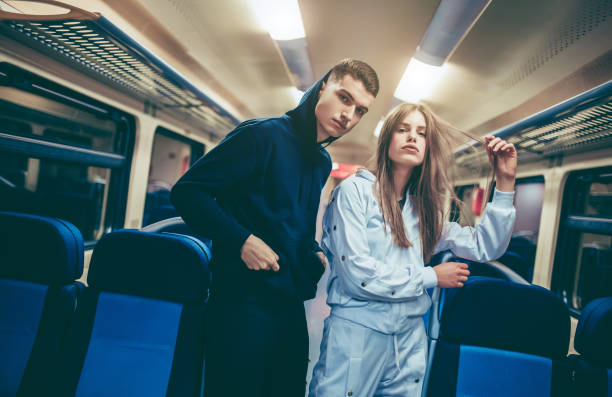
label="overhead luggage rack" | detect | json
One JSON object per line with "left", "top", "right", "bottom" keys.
{"left": 0, "top": 2, "right": 240, "bottom": 136}
{"left": 454, "top": 80, "right": 612, "bottom": 170}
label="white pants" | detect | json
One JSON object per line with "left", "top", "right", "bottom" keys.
{"left": 309, "top": 314, "right": 427, "bottom": 397}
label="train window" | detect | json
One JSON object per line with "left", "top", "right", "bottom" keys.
{"left": 581, "top": 179, "right": 612, "bottom": 217}
{"left": 500, "top": 176, "right": 544, "bottom": 282}
{"left": 553, "top": 167, "right": 612, "bottom": 316}
{"left": 0, "top": 63, "right": 134, "bottom": 246}
{"left": 0, "top": 86, "right": 121, "bottom": 154}
{"left": 450, "top": 184, "right": 478, "bottom": 226}
{"left": 142, "top": 127, "right": 204, "bottom": 227}
{"left": 452, "top": 177, "right": 543, "bottom": 281}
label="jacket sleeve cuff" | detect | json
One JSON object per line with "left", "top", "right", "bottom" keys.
{"left": 422, "top": 266, "right": 438, "bottom": 289}
{"left": 492, "top": 188, "right": 515, "bottom": 208}
{"left": 227, "top": 223, "right": 252, "bottom": 255}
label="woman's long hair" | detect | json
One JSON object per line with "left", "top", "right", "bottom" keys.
{"left": 373, "top": 102, "right": 491, "bottom": 263}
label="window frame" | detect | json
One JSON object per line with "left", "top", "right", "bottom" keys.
{"left": 0, "top": 63, "right": 135, "bottom": 248}
{"left": 140, "top": 126, "right": 204, "bottom": 227}
{"left": 552, "top": 166, "right": 612, "bottom": 317}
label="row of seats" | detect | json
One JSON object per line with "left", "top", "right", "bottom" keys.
{"left": 2, "top": 210, "right": 609, "bottom": 396}
{"left": 422, "top": 275, "right": 612, "bottom": 396}
{"left": 0, "top": 211, "right": 211, "bottom": 397}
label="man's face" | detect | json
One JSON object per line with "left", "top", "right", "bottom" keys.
{"left": 314, "top": 74, "right": 375, "bottom": 142}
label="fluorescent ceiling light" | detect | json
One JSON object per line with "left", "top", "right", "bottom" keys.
{"left": 416, "top": 0, "right": 491, "bottom": 66}
{"left": 277, "top": 38, "right": 314, "bottom": 90}
{"left": 249, "top": 0, "right": 306, "bottom": 40}
{"left": 373, "top": 119, "right": 384, "bottom": 137}
{"left": 393, "top": 58, "right": 447, "bottom": 103}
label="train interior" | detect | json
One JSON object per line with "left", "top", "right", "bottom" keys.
{"left": 1, "top": 0, "right": 611, "bottom": 396}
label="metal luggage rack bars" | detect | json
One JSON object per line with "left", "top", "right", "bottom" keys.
{"left": 454, "top": 80, "right": 612, "bottom": 170}
{"left": 0, "top": 16, "right": 240, "bottom": 135}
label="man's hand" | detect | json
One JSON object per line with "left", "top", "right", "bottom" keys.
{"left": 240, "top": 235, "right": 280, "bottom": 271}
{"left": 433, "top": 262, "right": 470, "bottom": 288}
{"left": 316, "top": 251, "right": 328, "bottom": 269}
{"left": 484, "top": 135, "right": 517, "bottom": 192}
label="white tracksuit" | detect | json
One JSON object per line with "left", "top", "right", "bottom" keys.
{"left": 309, "top": 170, "right": 516, "bottom": 397}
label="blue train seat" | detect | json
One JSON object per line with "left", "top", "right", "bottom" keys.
{"left": 498, "top": 236, "right": 537, "bottom": 282}
{"left": 424, "top": 277, "right": 571, "bottom": 397}
{"left": 0, "top": 211, "right": 84, "bottom": 397}
{"left": 57, "top": 230, "right": 211, "bottom": 397}
{"left": 569, "top": 297, "right": 612, "bottom": 396}
{"left": 142, "top": 216, "right": 213, "bottom": 253}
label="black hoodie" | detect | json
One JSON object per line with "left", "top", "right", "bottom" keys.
{"left": 170, "top": 71, "right": 332, "bottom": 301}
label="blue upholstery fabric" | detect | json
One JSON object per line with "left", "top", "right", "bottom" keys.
{"left": 59, "top": 229, "right": 210, "bottom": 397}
{"left": 575, "top": 297, "right": 612, "bottom": 367}
{"left": 57, "top": 290, "right": 101, "bottom": 396}
{"left": 426, "top": 340, "right": 460, "bottom": 396}
{"left": 18, "top": 284, "right": 81, "bottom": 396}
{"left": 569, "top": 298, "right": 612, "bottom": 396}
{"left": 426, "top": 277, "right": 572, "bottom": 397}
{"left": 440, "top": 277, "right": 570, "bottom": 359}
{"left": 0, "top": 280, "right": 47, "bottom": 396}
{"left": 0, "top": 211, "right": 84, "bottom": 397}
{"left": 88, "top": 230, "right": 210, "bottom": 303}
{"left": 0, "top": 211, "right": 83, "bottom": 284}
{"left": 456, "top": 345, "right": 552, "bottom": 397}
{"left": 567, "top": 356, "right": 609, "bottom": 397}
{"left": 75, "top": 292, "right": 182, "bottom": 397}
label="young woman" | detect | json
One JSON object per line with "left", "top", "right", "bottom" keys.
{"left": 308, "top": 102, "right": 517, "bottom": 397}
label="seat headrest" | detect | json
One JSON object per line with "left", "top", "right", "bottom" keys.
{"left": 440, "top": 277, "right": 570, "bottom": 359}
{"left": 575, "top": 297, "right": 612, "bottom": 367}
{"left": 88, "top": 230, "right": 210, "bottom": 304}
{"left": 0, "top": 211, "right": 83, "bottom": 284}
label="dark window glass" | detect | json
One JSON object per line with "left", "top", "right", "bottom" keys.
{"left": 0, "top": 152, "right": 111, "bottom": 241}
{"left": 142, "top": 127, "right": 204, "bottom": 227}
{"left": 573, "top": 233, "right": 611, "bottom": 309}
{"left": 553, "top": 166, "right": 612, "bottom": 315}
{"left": 582, "top": 179, "right": 612, "bottom": 217}
{"left": 0, "top": 63, "right": 133, "bottom": 246}
{"left": 0, "top": 86, "right": 121, "bottom": 154}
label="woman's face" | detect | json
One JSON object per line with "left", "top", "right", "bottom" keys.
{"left": 388, "top": 110, "right": 427, "bottom": 170}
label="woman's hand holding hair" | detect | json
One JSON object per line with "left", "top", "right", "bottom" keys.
{"left": 433, "top": 262, "right": 470, "bottom": 288}
{"left": 484, "top": 135, "right": 517, "bottom": 192}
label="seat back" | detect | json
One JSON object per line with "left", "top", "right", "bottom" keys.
{"left": 0, "top": 211, "right": 83, "bottom": 397}
{"left": 142, "top": 217, "right": 212, "bottom": 253}
{"left": 425, "top": 277, "right": 571, "bottom": 397}
{"left": 571, "top": 297, "right": 612, "bottom": 396}
{"left": 58, "top": 230, "right": 211, "bottom": 397}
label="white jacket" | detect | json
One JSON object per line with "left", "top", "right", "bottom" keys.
{"left": 322, "top": 170, "right": 516, "bottom": 334}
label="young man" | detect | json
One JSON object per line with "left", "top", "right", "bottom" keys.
{"left": 170, "top": 58, "right": 379, "bottom": 397}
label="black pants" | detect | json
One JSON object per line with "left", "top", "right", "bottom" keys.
{"left": 204, "top": 297, "right": 309, "bottom": 397}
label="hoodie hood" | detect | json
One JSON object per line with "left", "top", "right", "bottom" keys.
{"left": 285, "top": 70, "right": 340, "bottom": 148}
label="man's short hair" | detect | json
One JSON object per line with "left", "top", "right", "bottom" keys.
{"left": 329, "top": 58, "right": 379, "bottom": 97}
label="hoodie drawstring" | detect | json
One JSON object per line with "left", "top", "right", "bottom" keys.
{"left": 393, "top": 333, "right": 400, "bottom": 373}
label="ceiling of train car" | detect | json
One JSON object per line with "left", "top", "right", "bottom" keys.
{"left": 15, "top": 0, "right": 611, "bottom": 165}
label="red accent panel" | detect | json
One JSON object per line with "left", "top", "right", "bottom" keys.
{"left": 472, "top": 187, "right": 484, "bottom": 216}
